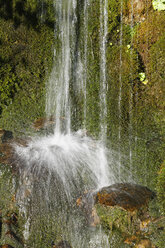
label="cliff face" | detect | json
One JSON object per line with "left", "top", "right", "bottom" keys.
{"left": 0, "top": 1, "right": 164, "bottom": 246}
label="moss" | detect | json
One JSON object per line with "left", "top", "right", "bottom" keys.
{"left": 96, "top": 204, "right": 131, "bottom": 234}
{"left": 156, "top": 162, "right": 165, "bottom": 215}
{"left": 0, "top": 163, "right": 24, "bottom": 247}
{"left": 133, "top": 11, "right": 165, "bottom": 66}
{"left": 0, "top": 18, "right": 54, "bottom": 133}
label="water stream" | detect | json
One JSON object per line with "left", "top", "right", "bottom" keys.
{"left": 14, "top": 0, "right": 133, "bottom": 247}
{"left": 14, "top": 1, "right": 115, "bottom": 246}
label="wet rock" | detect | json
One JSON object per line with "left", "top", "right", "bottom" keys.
{"left": 0, "top": 130, "right": 13, "bottom": 144}
{"left": 77, "top": 183, "right": 157, "bottom": 247}
{"left": 0, "top": 142, "right": 13, "bottom": 165}
{"left": 77, "top": 183, "right": 155, "bottom": 213}
{"left": 95, "top": 183, "right": 155, "bottom": 212}
{"left": 52, "top": 240, "right": 72, "bottom": 248}
{"left": 3, "top": 212, "right": 18, "bottom": 227}
{"left": 94, "top": 184, "right": 157, "bottom": 247}
{"left": 76, "top": 190, "right": 98, "bottom": 226}
{"left": 33, "top": 117, "right": 55, "bottom": 131}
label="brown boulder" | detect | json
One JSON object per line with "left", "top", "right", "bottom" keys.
{"left": 95, "top": 183, "right": 155, "bottom": 211}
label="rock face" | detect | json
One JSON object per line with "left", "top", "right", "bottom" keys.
{"left": 95, "top": 183, "right": 155, "bottom": 212}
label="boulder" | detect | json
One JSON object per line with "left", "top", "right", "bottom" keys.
{"left": 77, "top": 183, "right": 157, "bottom": 246}
{"left": 95, "top": 183, "right": 155, "bottom": 212}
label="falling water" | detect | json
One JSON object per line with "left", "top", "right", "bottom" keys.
{"left": 129, "top": 0, "right": 134, "bottom": 178}
{"left": 99, "top": 0, "right": 108, "bottom": 142}
{"left": 46, "top": 0, "right": 77, "bottom": 134}
{"left": 14, "top": 0, "right": 114, "bottom": 246}
{"left": 82, "top": 0, "right": 89, "bottom": 126}
{"left": 118, "top": 0, "right": 123, "bottom": 179}
{"left": 76, "top": 0, "right": 90, "bottom": 127}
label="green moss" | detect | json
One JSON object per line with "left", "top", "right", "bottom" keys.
{"left": 96, "top": 204, "right": 133, "bottom": 234}
{"left": 133, "top": 11, "right": 165, "bottom": 66}
{"left": 0, "top": 18, "right": 54, "bottom": 133}
{"left": 156, "top": 162, "right": 165, "bottom": 215}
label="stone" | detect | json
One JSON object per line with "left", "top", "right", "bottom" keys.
{"left": 95, "top": 183, "right": 155, "bottom": 212}
{"left": 0, "top": 142, "right": 13, "bottom": 165}
{"left": 33, "top": 117, "right": 55, "bottom": 131}
{"left": 0, "top": 130, "right": 13, "bottom": 144}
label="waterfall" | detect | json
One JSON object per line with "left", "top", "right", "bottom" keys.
{"left": 99, "top": 0, "right": 108, "bottom": 142}
{"left": 14, "top": 1, "right": 115, "bottom": 246}
{"left": 46, "top": 0, "right": 77, "bottom": 134}
{"left": 118, "top": 0, "right": 123, "bottom": 179}
{"left": 129, "top": 0, "right": 134, "bottom": 179}
{"left": 82, "top": 0, "right": 89, "bottom": 127}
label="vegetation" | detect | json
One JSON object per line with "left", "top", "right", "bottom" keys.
{"left": 156, "top": 161, "right": 165, "bottom": 215}
{"left": 0, "top": 0, "right": 54, "bottom": 133}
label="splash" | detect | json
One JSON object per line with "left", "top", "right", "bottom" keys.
{"left": 14, "top": 0, "right": 123, "bottom": 246}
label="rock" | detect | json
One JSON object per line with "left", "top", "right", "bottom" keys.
{"left": 77, "top": 183, "right": 157, "bottom": 247}
{"left": 0, "top": 130, "right": 13, "bottom": 144}
{"left": 3, "top": 212, "right": 18, "bottom": 227}
{"left": 52, "top": 240, "right": 72, "bottom": 248}
{"left": 33, "top": 117, "right": 55, "bottom": 131}
{"left": 95, "top": 183, "right": 155, "bottom": 212}
{"left": 94, "top": 184, "right": 156, "bottom": 247}
{"left": 0, "top": 142, "right": 13, "bottom": 165}
{"left": 77, "top": 183, "right": 155, "bottom": 228}
{"left": 76, "top": 190, "right": 98, "bottom": 226}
